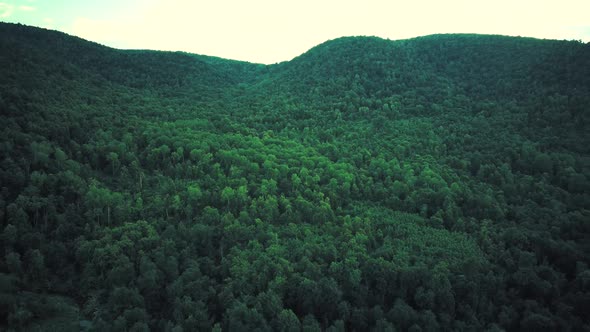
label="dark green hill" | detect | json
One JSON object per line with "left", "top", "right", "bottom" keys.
{"left": 1, "top": 22, "right": 589, "bottom": 331}
{"left": 273, "top": 34, "right": 589, "bottom": 117}
{"left": 0, "top": 23, "right": 264, "bottom": 90}
{"left": 271, "top": 34, "right": 590, "bottom": 95}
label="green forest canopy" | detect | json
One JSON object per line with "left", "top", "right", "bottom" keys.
{"left": 0, "top": 22, "right": 589, "bottom": 331}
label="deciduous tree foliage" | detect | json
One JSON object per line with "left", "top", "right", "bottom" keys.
{"left": 0, "top": 23, "right": 589, "bottom": 331}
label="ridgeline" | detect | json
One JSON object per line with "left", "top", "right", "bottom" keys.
{"left": 1, "top": 22, "right": 589, "bottom": 331}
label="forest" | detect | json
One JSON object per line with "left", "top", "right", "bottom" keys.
{"left": 0, "top": 22, "right": 589, "bottom": 331}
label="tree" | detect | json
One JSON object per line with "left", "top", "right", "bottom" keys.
{"left": 5, "top": 252, "right": 22, "bottom": 275}
{"left": 107, "top": 152, "right": 119, "bottom": 175}
{"left": 85, "top": 181, "right": 124, "bottom": 225}
{"left": 221, "top": 187, "right": 235, "bottom": 211}
{"left": 26, "top": 249, "right": 46, "bottom": 287}
{"left": 302, "top": 315, "right": 321, "bottom": 332}
{"left": 225, "top": 301, "right": 270, "bottom": 331}
{"left": 275, "top": 309, "right": 300, "bottom": 332}
{"left": 2, "top": 224, "right": 17, "bottom": 248}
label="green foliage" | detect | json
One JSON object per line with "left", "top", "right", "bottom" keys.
{"left": 1, "top": 22, "right": 589, "bottom": 331}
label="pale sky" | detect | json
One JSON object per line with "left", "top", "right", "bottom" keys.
{"left": 1, "top": 0, "right": 589, "bottom": 64}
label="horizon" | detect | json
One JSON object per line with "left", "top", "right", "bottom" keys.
{"left": 3, "top": 21, "right": 587, "bottom": 65}
{"left": 1, "top": 0, "right": 589, "bottom": 64}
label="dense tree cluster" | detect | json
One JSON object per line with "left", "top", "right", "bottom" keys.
{"left": 1, "top": 23, "right": 589, "bottom": 331}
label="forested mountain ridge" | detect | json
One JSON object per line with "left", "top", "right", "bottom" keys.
{"left": 269, "top": 34, "right": 590, "bottom": 99}
{"left": 1, "top": 22, "right": 589, "bottom": 331}
{"left": 0, "top": 22, "right": 265, "bottom": 89}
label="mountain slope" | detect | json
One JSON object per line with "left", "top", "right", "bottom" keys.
{"left": 1, "top": 22, "right": 589, "bottom": 331}
{"left": 0, "top": 23, "right": 265, "bottom": 89}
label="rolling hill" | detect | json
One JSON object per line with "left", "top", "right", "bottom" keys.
{"left": 1, "top": 22, "right": 589, "bottom": 331}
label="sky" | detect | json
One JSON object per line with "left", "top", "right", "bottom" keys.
{"left": 1, "top": 0, "right": 589, "bottom": 64}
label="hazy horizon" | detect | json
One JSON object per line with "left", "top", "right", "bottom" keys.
{"left": 1, "top": 0, "right": 589, "bottom": 64}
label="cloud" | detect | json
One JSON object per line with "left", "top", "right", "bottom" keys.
{"left": 18, "top": 5, "right": 36, "bottom": 11}
{"left": 0, "top": 2, "right": 15, "bottom": 18}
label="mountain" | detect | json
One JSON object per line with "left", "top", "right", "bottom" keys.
{"left": 1, "top": 22, "right": 589, "bottom": 331}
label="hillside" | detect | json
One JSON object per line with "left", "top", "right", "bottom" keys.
{"left": 1, "top": 22, "right": 589, "bottom": 331}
